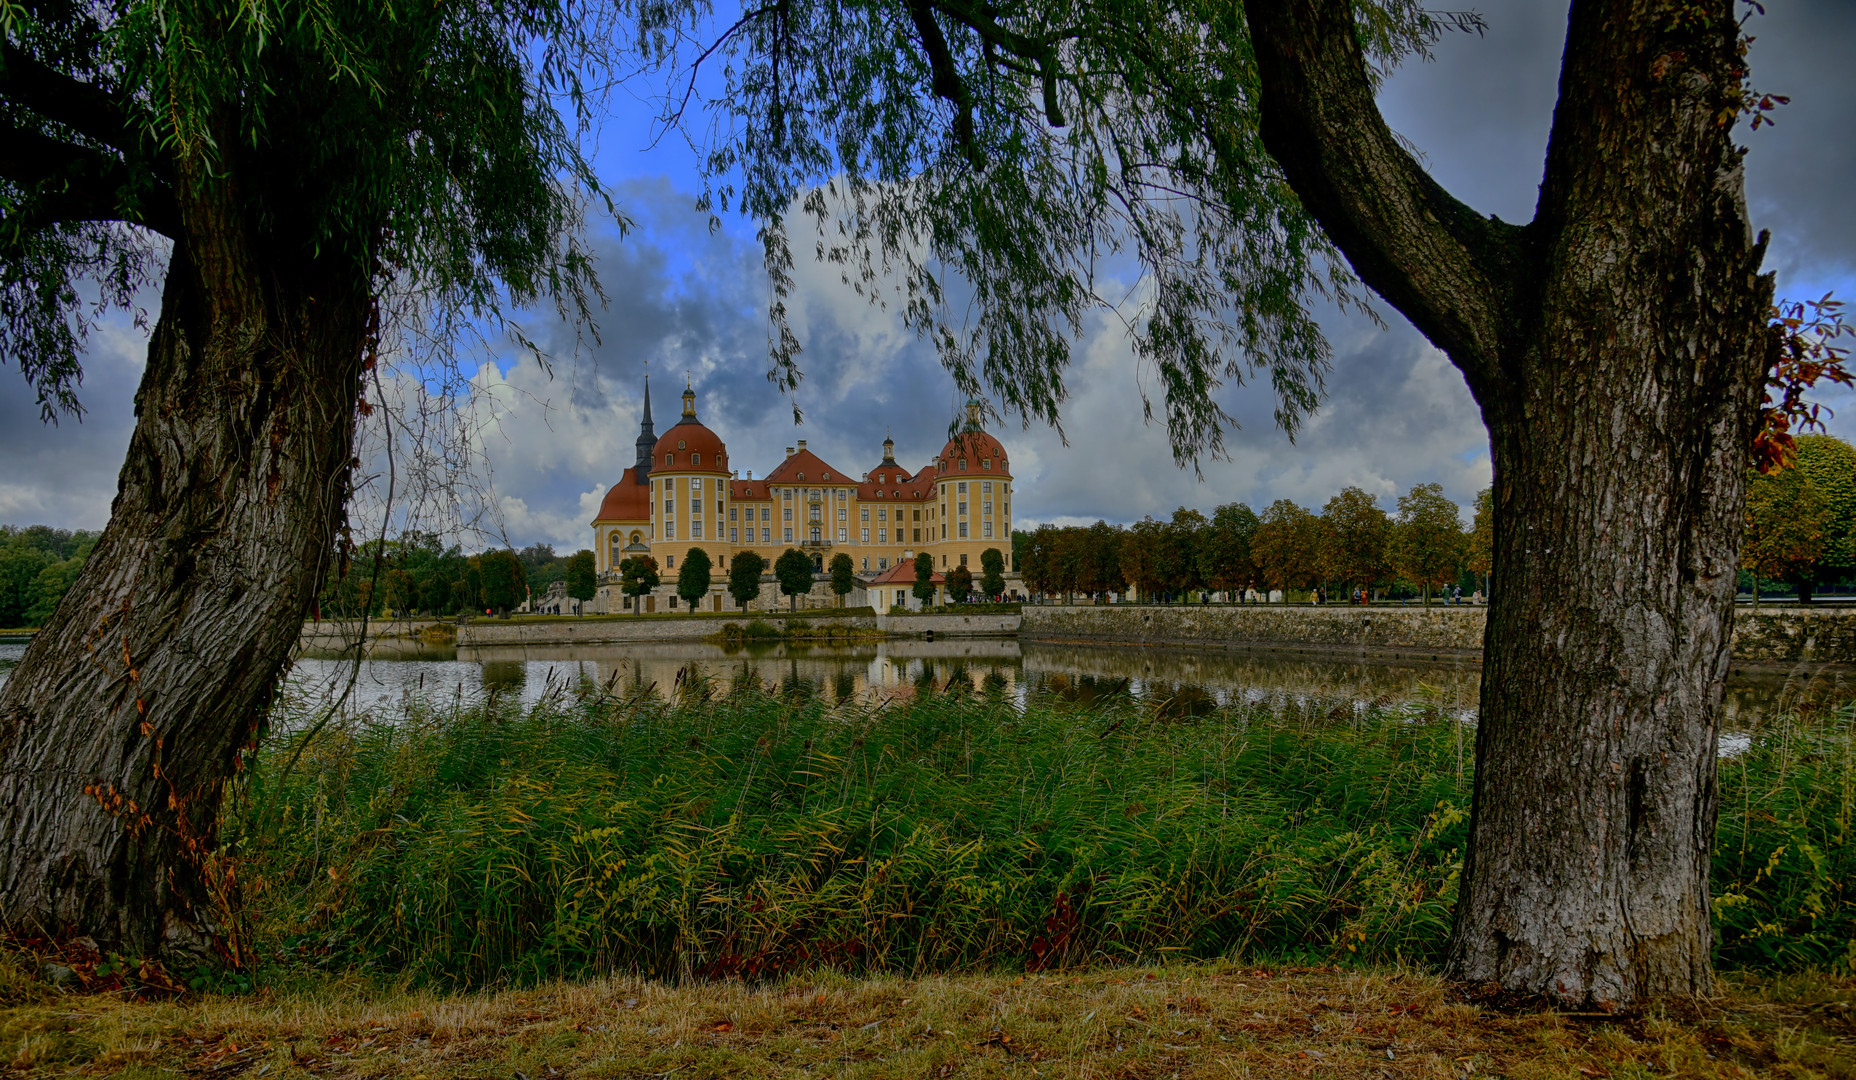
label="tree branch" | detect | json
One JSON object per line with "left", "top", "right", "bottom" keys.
{"left": 0, "top": 43, "right": 137, "bottom": 156}
{"left": 0, "top": 122, "right": 178, "bottom": 238}
{"left": 1240, "top": 0, "right": 1530, "bottom": 399}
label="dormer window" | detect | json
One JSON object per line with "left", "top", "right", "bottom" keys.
{"left": 692, "top": 453, "right": 701, "bottom": 465}
{"left": 678, "top": 439, "right": 686, "bottom": 450}
{"left": 959, "top": 459, "right": 968, "bottom": 471}
{"left": 664, "top": 454, "right": 672, "bottom": 466}
{"left": 982, "top": 459, "right": 991, "bottom": 470}
{"left": 798, "top": 472, "right": 806, "bottom": 480}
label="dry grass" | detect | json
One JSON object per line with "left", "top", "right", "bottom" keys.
{"left": 0, "top": 957, "right": 1849, "bottom": 1079}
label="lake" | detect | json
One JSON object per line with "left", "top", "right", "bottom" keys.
{"left": 4, "top": 633, "right": 1850, "bottom": 740}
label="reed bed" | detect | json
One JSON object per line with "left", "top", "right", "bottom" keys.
{"left": 229, "top": 671, "right": 1854, "bottom": 988}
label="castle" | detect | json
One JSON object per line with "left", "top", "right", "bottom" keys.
{"left": 589, "top": 378, "right": 1017, "bottom": 611}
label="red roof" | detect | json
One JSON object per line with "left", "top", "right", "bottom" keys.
{"left": 934, "top": 430, "right": 1010, "bottom": 477}
{"left": 652, "top": 419, "right": 728, "bottom": 471}
{"left": 868, "top": 559, "right": 942, "bottom": 585}
{"left": 593, "top": 467, "right": 652, "bottom": 522}
{"left": 858, "top": 463, "right": 935, "bottom": 501}
{"left": 761, "top": 447, "right": 850, "bottom": 485}
{"left": 730, "top": 478, "right": 771, "bottom": 500}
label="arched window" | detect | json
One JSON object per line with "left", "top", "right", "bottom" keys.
{"left": 609, "top": 534, "right": 622, "bottom": 561}
{"left": 664, "top": 453, "right": 672, "bottom": 466}
{"left": 630, "top": 531, "right": 642, "bottom": 545}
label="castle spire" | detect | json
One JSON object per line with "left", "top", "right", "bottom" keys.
{"left": 633, "top": 373, "right": 657, "bottom": 482}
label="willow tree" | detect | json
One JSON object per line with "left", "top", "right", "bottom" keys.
{"left": 1, "top": 0, "right": 617, "bottom": 958}
{"left": 703, "top": 0, "right": 1794, "bottom": 1005}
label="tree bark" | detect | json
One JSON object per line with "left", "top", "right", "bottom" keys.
{"left": 1243, "top": 0, "right": 1773, "bottom": 1006}
{"left": 0, "top": 159, "right": 368, "bottom": 960}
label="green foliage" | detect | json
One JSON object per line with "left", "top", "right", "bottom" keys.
{"left": 1746, "top": 435, "right": 1856, "bottom": 598}
{"left": 774, "top": 548, "right": 815, "bottom": 609}
{"left": 1466, "top": 488, "right": 1494, "bottom": 582}
{"left": 620, "top": 554, "right": 660, "bottom": 609}
{"left": 1320, "top": 487, "right": 1391, "bottom": 591}
{"left": 1391, "top": 484, "right": 1464, "bottom": 604}
{"left": 565, "top": 550, "right": 597, "bottom": 607}
{"left": 3, "top": 0, "right": 624, "bottom": 414}
{"left": 979, "top": 547, "right": 1006, "bottom": 598}
{"left": 1161, "top": 508, "right": 1207, "bottom": 594}
{"left": 945, "top": 563, "right": 974, "bottom": 603}
{"left": 829, "top": 551, "right": 857, "bottom": 603}
{"left": 912, "top": 551, "right": 937, "bottom": 604}
{"left": 479, "top": 549, "right": 528, "bottom": 613}
{"left": 1252, "top": 499, "right": 1321, "bottom": 593}
{"left": 0, "top": 525, "right": 97, "bottom": 627}
{"left": 728, "top": 550, "right": 767, "bottom": 610}
{"left": 677, "top": 547, "right": 714, "bottom": 607}
{"left": 235, "top": 687, "right": 1477, "bottom": 985}
{"left": 1200, "top": 503, "right": 1259, "bottom": 592}
{"left": 701, "top": 0, "right": 1452, "bottom": 460}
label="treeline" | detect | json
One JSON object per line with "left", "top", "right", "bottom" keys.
{"left": 0, "top": 526, "right": 98, "bottom": 628}
{"left": 316, "top": 533, "right": 592, "bottom": 618}
{"left": 1014, "top": 483, "right": 1493, "bottom": 603}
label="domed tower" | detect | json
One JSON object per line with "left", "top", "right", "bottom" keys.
{"left": 591, "top": 375, "right": 657, "bottom": 577}
{"left": 928, "top": 398, "right": 1014, "bottom": 576}
{"left": 648, "top": 381, "right": 733, "bottom": 604}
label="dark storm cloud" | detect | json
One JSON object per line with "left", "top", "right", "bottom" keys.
{"left": 0, "top": 320, "right": 145, "bottom": 529}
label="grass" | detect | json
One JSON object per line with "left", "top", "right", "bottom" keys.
{"left": 2, "top": 957, "right": 1851, "bottom": 1078}
{"left": 218, "top": 675, "right": 1856, "bottom": 992}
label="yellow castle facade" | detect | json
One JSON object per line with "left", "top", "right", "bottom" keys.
{"left": 591, "top": 379, "right": 1016, "bottom": 609}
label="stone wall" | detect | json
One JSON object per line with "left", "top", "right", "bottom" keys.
{"left": 457, "top": 613, "right": 876, "bottom": 647}
{"left": 875, "top": 612, "right": 1021, "bottom": 637}
{"left": 1020, "top": 603, "right": 1856, "bottom": 665}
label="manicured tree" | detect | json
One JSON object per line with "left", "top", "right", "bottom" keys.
{"left": 912, "top": 551, "right": 938, "bottom": 607}
{"left": 828, "top": 552, "right": 857, "bottom": 607}
{"left": 945, "top": 564, "right": 975, "bottom": 604}
{"left": 677, "top": 547, "right": 714, "bottom": 610}
{"left": 1200, "top": 503, "right": 1259, "bottom": 600}
{"left": 1784, "top": 435, "right": 1856, "bottom": 603}
{"left": 0, "top": 0, "right": 611, "bottom": 957}
{"left": 1251, "top": 500, "right": 1320, "bottom": 598}
{"left": 620, "top": 555, "right": 661, "bottom": 616}
{"left": 1119, "top": 517, "right": 1166, "bottom": 602}
{"left": 1320, "top": 487, "right": 1392, "bottom": 599}
{"left": 979, "top": 548, "right": 1006, "bottom": 600}
{"left": 1391, "top": 484, "right": 1465, "bottom": 606}
{"left": 565, "top": 550, "right": 597, "bottom": 615}
{"left": 1466, "top": 488, "right": 1494, "bottom": 598}
{"left": 774, "top": 548, "right": 814, "bottom": 611}
{"left": 1743, "top": 463, "right": 1827, "bottom": 611}
{"left": 729, "top": 550, "right": 767, "bottom": 610}
{"left": 1161, "top": 508, "right": 1208, "bottom": 598}
{"left": 480, "top": 549, "right": 527, "bottom": 614}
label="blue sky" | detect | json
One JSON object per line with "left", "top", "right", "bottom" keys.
{"left": 5, "top": 0, "right": 1853, "bottom": 551}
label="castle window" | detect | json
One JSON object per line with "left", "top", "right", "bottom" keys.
{"left": 797, "top": 472, "right": 805, "bottom": 480}
{"left": 761, "top": 506, "right": 771, "bottom": 521}
{"left": 693, "top": 521, "right": 703, "bottom": 539}
{"left": 983, "top": 482, "right": 992, "bottom": 493}
{"left": 731, "top": 528, "right": 739, "bottom": 542}
{"left": 664, "top": 454, "right": 672, "bottom": 466}
{"left": 692, "top": 453, "right": 701, "bottom": 465}
{"left": 678, "top": 440, "right": 685, "bottom": 450}
{"left": 879, "top": 558, "right": 888, "bottom": 570}
{"left": 983, "top": 522, "right": 993, "bottom": 538}
{"left": 861, "top": 528, "right": 869, "bottom": 543}
{"left": 762, "top": 527, "right": 771, "bottom": 544}
{"left": 838, "top": 528, "right": 847, "bottom": 542}
{"left": 880, "top": 529, "right": 888, "bottom": 543}
{"left": 959, "top": 523, "right": 968, "bottom": 538}
{"left": 862, "top": 558, "right": 868, "bottom": 570}
{"left": 730, "top": 507, "right": 738, "bottom": 520}
{"left": 982, "top": 459, "right": 990, "bottom": 470}
{"left": 958, "top": 482, "right": 967, "bottom": 494}
{"left": 960, "top": 553, "right": 968, "bottom": 566}
{"left": 861, "top": 507, "right": 869, "bottom": 522}
{"left": 959, "top": 459, "right": 967, "bottom": 471}
{"left": 667, "top": 555, "right": 675, "bottom": 568}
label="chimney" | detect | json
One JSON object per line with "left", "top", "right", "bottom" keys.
{"left": 786, "top": 447, "right": 794, "bottom": 457}
{"left": 747, "top": 469, "right": 754, "bottom": 480}
{"left": 797, "top": 440, "right": 807, "bottom": 452}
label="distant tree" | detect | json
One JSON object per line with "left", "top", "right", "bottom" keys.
{"left": 378, "top": 568, "right": 417, "bottom": 617}
{"left": 516, "top": 543, "right": 568, "bottom": 589}
{"left": 23, "top": 558, "right": 84, "bottom": 628}
{"left": 1082, "top": 522, "right": 1125, "bottom": 598}
{"left": 1252, "top": 500, "right": 1322, "bottom": 596}
{"left": 620, "top": 555, "right": 660, "bottom": 615}
{"left": 729, "top": 550, "right": 767, "bottom": 610}
{"left": 1320, "top": 487, "right": 1392, "bottom": 595}
{"left": 1018, "top": 527, "right": 1053, "bottom": 598}
{"left": 1161, "top": 508, "right": 1208, "bottom": 596}
{"left": 775, "top": 548, "right": 815, "bottom": 611}
{"left": 829, "top": 552, "right": 857, "bottom": 606}
{"left": 420, "top": 575, "right": 453, "bottom": 616}
{"left": 480, "top": 550, "right": 527, "bottom": 614}
{"left": 1049, "top": 528, "right": 1086, "bottom": 601}
{"left": 946, "top": 564, "right": 975, "bottom": 604}
{"left": 565, "top": 550, "right": 597, "bottom": 614}
{"left": 1744, "top": 463, "right": 1828, "bottom": 608}
{"left": 677, "top": 547, "right": 714, "bottom": 609}
{"left": 980, "top": 548, "right": 1007, "bottom": 599}
{"left": 1392, "top": 484, "right": 1466, "bottom": 606}
{"left": 460, "top": 564, "right": 485, "bottom": 614}
{"left": 1200, "top": 503, "right": 1259, "bottom": 596}
{"left": 1466, "top": 488, "right": 1495, "bottom": 594}
{"left": 1120, "top": 517, "right": 1166, "bottom": 602}
{"left": 1011, "top": 530, "right": 1032, "bottom": 576}
{"left": 1785, "top": 435, "right": 1856, "bottom": 602}
{"left": 912, "top": 551, "right": 938, "bottom": 607}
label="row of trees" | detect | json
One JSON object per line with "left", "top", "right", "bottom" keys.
{"left": 619, "top": 546, "right": 1011, "bottom": 614}
{"left": 1015, "top": 483, "right": 1493, "bottom": 604}
{"left": 315, "top": 533, "right": 561, "bottom": 618}
{"left": 0, "top": 527, "right": 97, "bottom": 629}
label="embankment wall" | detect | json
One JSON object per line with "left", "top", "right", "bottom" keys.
{"left": 451, "top": 612, "right": 1017, "bottom": 647}
{"left": 1020, "top": 604, "right": 1856, "bottom": 666}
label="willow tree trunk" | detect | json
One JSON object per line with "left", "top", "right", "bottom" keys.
{"left": 0, "top": 163, "right": 368, "bottom": 960}
{"left": 1245, "top": 0, "right": 1773, "bottom": 1006}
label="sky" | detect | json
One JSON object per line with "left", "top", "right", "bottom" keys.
{"left": 5, "top": 0, "right": 1853, "bottom": 551}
